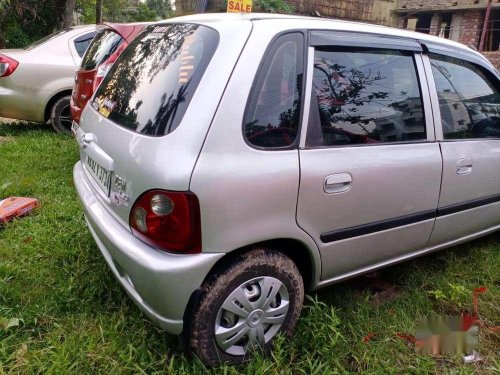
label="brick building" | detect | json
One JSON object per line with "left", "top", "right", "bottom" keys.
{"left": 176, "top": 0, "right": 397, "bottom": 26}
{"left": 394, "top": 0, "right": 500, "bottom": 69}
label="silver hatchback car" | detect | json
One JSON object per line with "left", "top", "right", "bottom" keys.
{"left": 73, "top": 14, "right": 500, "bottom": 365}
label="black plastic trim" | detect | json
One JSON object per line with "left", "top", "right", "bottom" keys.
{"left": 320, "top": 210, "right": 436, "bottom": 243}
{"left": 320, "top": 192, "right": 500, "bottom": 244}
{"left": 437, "top": 193, "right": 500, "bottom": 217}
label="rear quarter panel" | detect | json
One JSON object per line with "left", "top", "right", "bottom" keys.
{"left": 190, "top": 21, "right": 321, "bottom": 284}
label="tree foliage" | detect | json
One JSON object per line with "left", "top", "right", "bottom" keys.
{"left": 0, "top": 0, "right": 67, "bottom": 48}
{"left": 0, "top": 0, "right": 173, "bottom": 48}
{"left": 146, "top": 0, "right": 172, "bottom": 20}
{"left": 255, "top": 0, "right": 293, "bottom": 14}
{"left": 76, "top": 0, "right": 172, "bottom": 24}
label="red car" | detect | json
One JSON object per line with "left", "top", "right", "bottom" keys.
{"left": 70, "top": 22, "right": 151, "bottom": 124}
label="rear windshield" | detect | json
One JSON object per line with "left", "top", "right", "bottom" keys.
{"left": 81, "top": 29, "right": 123, "bottom": 70}
{"left": 92, "top": 23, "right": 219, "bottom": 136}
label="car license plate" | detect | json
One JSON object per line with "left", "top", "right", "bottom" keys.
{"left": 85, "top": 154, "right": 112, "bottom": 195}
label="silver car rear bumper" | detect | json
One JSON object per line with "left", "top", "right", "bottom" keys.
{"left": 73, "top": 161, "right": 224, "bottom": 334}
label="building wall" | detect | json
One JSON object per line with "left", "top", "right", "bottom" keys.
{"left": 398, "top": 0, "right": 488, "bottom": 10}
{"left": 176, "top": 0, "right": 397, "bottom": 25}
{"left": 483, "top": 51, "right": 500, "bottom": 67}
{"left": 285, "top": 0, "right": 396, "bottom": 25}
{"left": 457, "top": 10, "right": 482, "bottom": 47}
{"left": 396, "top": 2, "right": 500, "bottom": 70}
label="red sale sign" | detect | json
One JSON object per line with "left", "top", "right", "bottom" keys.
{"left": 227, "top": 0, "right": 252, "bottom": 13}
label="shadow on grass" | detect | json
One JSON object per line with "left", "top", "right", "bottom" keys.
{"left": 0, "top": 121, "right": 52, "bottom": 136}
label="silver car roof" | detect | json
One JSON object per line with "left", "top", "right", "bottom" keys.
{"left": 166, "top": 12, "right": 492, "bottom": 68}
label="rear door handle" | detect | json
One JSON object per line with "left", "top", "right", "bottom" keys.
{"left": 324, "top": 173, "right": 352, "bottom": 194}
{"left": 456, "top": 157, "right": 473, "bottom": 175}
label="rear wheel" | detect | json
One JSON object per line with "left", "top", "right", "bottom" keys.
{"left": 188, "top": 249, "right": 304, "bottom": 366}
{"left": 50, "top": 95, "right": 72, "bottom": 134}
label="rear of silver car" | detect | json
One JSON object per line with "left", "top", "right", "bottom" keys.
{"left": 0, "top": 27, "right": 95, "bottom": 124}
{"left": 73, "top": 17, "right": 252, "bottom": 333}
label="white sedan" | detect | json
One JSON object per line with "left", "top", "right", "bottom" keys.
{"left": 0, "top": 25, "right": 95, "bottom": 132}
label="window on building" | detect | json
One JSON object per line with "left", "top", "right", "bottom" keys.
{"left": 430, "top": 53, "right": 500, "bottom": 139}
{"left": 309, "top": 48, "right": 426, "bottom": 146}
{"left": 438, "top": 13, "right": 453, "bottom": 39}
{"left": 484, "top": 10, "right": 500, "bottom": 52}
{"left": 415, "top": 13, "right": 432, "bottom": 34}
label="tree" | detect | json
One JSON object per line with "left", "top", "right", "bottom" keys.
{"left": 0, "top": 0, "right": 9, "bottom": 46}
{"left": 0, "top": 0, "right": 58, "bottom": 48}
{"left": 133, "top": 2, "right": 158, "bottom": 22}
{"left": 95, "top": 0, "right": 102, "bottom": 23}
{"left": 60, "top": 0, "right": 76, "bottom": 28}
{"left": 255, "top": 0, "right": 293, "bottom": 13}
{"left": 0, "top": 0, "right": 172, "bottom": 48}
{"left": 146, "top": 0, "right": 172, "bottom": 20}
{"left": 76, "top": 0, "right": 96, "bottom": 24}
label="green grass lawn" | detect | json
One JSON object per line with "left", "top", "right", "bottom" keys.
{"left": 0, "top": 121, "right": 498, "bottom": 374}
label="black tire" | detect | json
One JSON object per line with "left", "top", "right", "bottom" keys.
{"left": 188, "top": 249, "right": 304, "bottom": 366}
{"left": 50, "top": 95, "right": 72, "bottom": 134}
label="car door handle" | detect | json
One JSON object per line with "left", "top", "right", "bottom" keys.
{"left": 456, "top": 158, "right": 473, "bottom": 175}
{"left": 324, "top": 173, "right": 352, "bottom": 194}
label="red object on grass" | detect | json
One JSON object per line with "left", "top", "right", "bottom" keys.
{"left": 363, "top": 333, "right": 376, "bottom": 343}
{"left": 0, "top": 197, "right": 39, "bottom": 223}
{"left": 395, "top": 332, "right": 416, "bottom": 343}
{"left": 473, "top": 287, "right": 488, "bottom": 318}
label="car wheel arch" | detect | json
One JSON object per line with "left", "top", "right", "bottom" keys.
{"left": 181, "top": 238, "right": 317, "bottom": 344}
{"left": 207, "top": 238, "right": 318, "bottom": 292}
{"left": 44, "top": 89, "right": 73, "bottom": 123}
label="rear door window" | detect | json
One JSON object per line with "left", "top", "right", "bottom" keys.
{"left": 429, "top": 53, "right": 500, "bottom": 139}
{"left": 92, "top": 24, "right": 219, "bottom": 136}
{"left": 81, "top": 30, "right": 124, "bottom": 70}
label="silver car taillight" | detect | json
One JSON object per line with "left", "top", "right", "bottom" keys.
{"left": 0, "top": 54, "right": 19, "bottom": 77}
{"left": 130, "top": 190, "right": 202, "bottom": 254}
